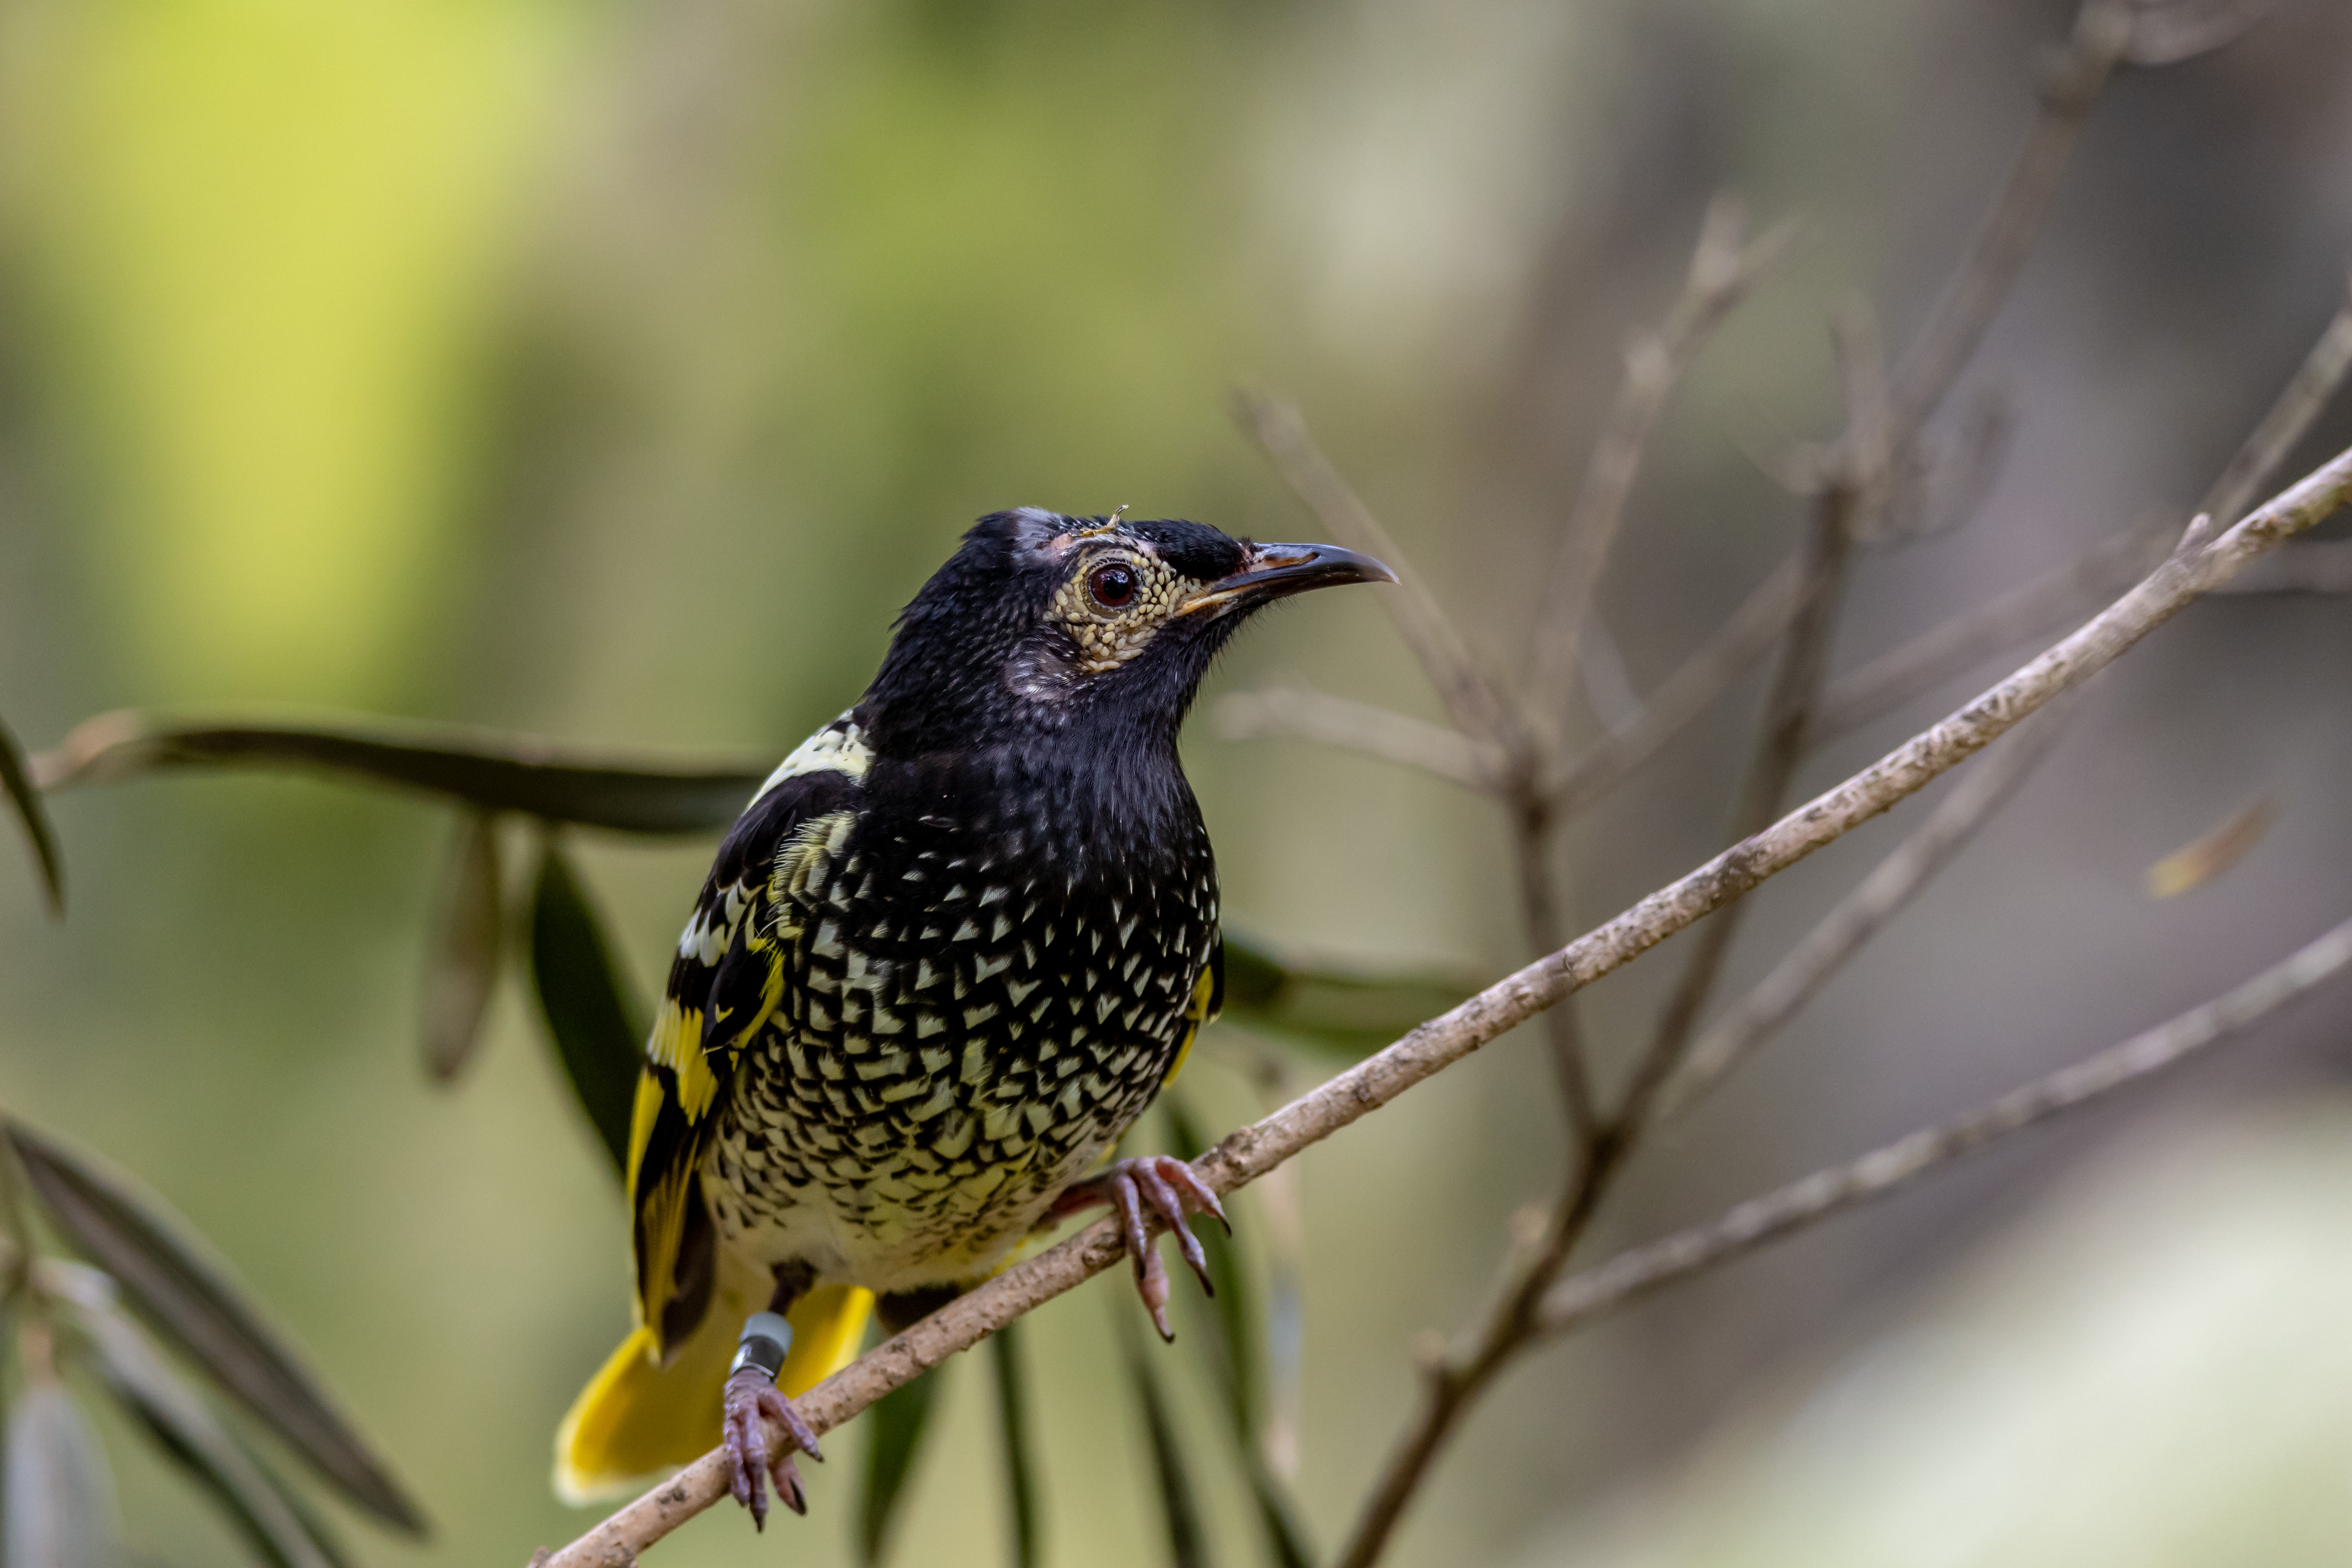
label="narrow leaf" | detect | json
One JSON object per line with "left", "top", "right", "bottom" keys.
{"left": 7, "top": 1379, "right": 117, "bottom": 1568}
{"left": 988, "top": 1323, "right": 1042, "bottom": 1568}
{"left": 855, "top": 1368, "right": 941, "bottom": 1567}
{"left": 46, "top": 1261, "right": 341, "bottom": 1568}
{"left": 1164, "top": 1099, "right": 1313, "bottom": 1568}
{"left": 1218, "top": 927, "right": 1482, "bottom": 1055}
{"left": 1120, "top": 1316, "right": 1210, "bottom": 1568}
{"left": 5, "top": 1124, "right": 427, "bottom": 1535}
{"left": 528, "top": 840, "right": 645, "bottom": 1176}
{"left": 2146, "top": 796, "right": 2277, "bottom": 898}
{"left": 33, "top": 710, "right": 766, "bottom": 837}
{"left": 2, "top": 713, "right": 65, "bottom": 915}
{"left": 421, "top": 813, "right": 503, "bottom": 1083}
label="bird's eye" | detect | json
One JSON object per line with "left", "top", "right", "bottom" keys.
{"left": 1088, "top": 562, "right": 1139, "bottom": 610}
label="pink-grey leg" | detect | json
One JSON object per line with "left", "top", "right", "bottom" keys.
{"left": 722, "top": 1366, "right": 823, "bottom": 1531}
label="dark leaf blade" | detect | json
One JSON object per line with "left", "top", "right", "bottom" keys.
{"left": 1162, "top": 1099, "right": 1253, "bottom": 1429}
{"left": 856, "top": 1367, "right": 942, "bottom": 1568}
{"left": 5, "top": 1123, "right": 429, "bottom": 1535}
{"left": 1217, "top": 927, "right": 1482, "bottom": 1056}
{"left": 32, "top": 710, "right": 767, "bottom": 837}
{"left": 7, "top": 1380, "right": 117, "bottom": 1568}
{"left": 2, "top": 713, "right": 65, "bottom": 915}
{"left": 1164, "top": 1099, "right": 1313, "bottom": 1568}
{"left": 1120, "top": 1315, "right": 1210, "bottom": 1568}
{"left": 48, "top": 1262, "right": 341, "bottom": 1568}
{"left": 528, "top": 840, "right": 646, "bottom": 1177}
{"left": 988, "top": 1323, "right": 1042, "bottom": 1568}
{"left": 421, "top": 812, "right": 504, "bottom": 1083}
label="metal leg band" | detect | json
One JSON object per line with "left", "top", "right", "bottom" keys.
{"left": 730, "top": 1310, "right": 794, "bottom": 1382}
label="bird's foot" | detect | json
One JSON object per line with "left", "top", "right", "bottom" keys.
{"left": 722, "top": 1366, "right": 822, "bottom": 1531}
{"left": 1051, "top": 1156, "right": 1228, "bottom": 1341}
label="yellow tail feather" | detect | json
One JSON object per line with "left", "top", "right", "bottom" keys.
{"left": 553, "top": 1284, "right": 874, "bottom": 1505}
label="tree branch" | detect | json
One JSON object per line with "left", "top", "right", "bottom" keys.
{"left": 1808, "top": 523, "right": 2165, "bottom": 744}
{"left": 1890, "top": 0, "right": 2132, "bottom": 429}
{"left": 536, "top": 440, "right": 2352, "bottom": 1568}
{"left": 1527, "top": 199, "right": 1800, "bottom": 720}
{"left": 1539, "top": 907, "right": 2352, "bottom": 1337}
{"left": 1541, "top": 557, "right": 1810, "bottom": 816}
{"left": 1327, "top": 439, "right": 2352, "bottom": 1568}
{"left": 1213, "top": 688, "right": 1501, "bottom": 793}
{"left": 1233, "top": 392, "right": 1516, "bottom": 752}
{"left": 1658, "top": 698, "right": 2075, "bottom": 1121}
{"left": 2198, "top": 271, "right": 2352, "bottom": 530}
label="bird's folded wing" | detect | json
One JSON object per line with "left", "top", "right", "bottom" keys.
{"left": 628, "top": 766, "right": 861, "bottom": 1354}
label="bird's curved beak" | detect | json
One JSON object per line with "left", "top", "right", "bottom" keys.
{"left": 1176, "top": 541, "right": 1398, "bottom": 617}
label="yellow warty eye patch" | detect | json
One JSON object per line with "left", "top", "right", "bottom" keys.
{"left": 1047, "top": 552, "right": 1193, "bottom": 674}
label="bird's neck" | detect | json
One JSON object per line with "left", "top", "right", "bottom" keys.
{"left": 863, "top": 727, "right": 1202, "bottom": 885}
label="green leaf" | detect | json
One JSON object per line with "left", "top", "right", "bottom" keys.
{"left": 988, "top": 1322, "right": 1042, "bottom": 1568}
{"left": 6, "top": 1379, "right": 117, "bottom": 1568}
{"left": 2, "top": 713, "right": 65, "bottom": 916}
{"left": 1218, "top": 927, "right": 1481, "bottom": 1055}
{"left": 420, "top": 813, "right": 504, "bottom": 1084}
{"left": 855, "top": 1367, "right": 942, "bottom": 1568}
{"left": 527, "top": 839, "right": 646, "bottom": 1177}
{"left": 45, "top": 1260, "right": 345, "bottom": 1568}
{"left": 32, "top": 710, "right": 766, "bottom": 837}
{"left": 5, "top": 1124, "right": 427, "bottom": 1536}
{"left": 1120, "top": 1315, "right": 1210, "bottom": 1568}
{"left": 1164, "top": 1098, "right": 1313, "bottom": 1568}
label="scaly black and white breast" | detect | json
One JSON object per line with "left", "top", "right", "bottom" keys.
{"left": 700, "top": 715, "right": 1221, "bottom": 1294}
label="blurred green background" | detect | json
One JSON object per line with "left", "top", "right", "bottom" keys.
{"left": 5, "top": 0, "right": 2352, "bottom": 1564}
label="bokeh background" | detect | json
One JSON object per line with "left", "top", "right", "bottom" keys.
{"left": 5, "top": 0, "right": 2352, "bottom": 1564}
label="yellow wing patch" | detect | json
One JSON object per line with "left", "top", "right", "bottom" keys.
{"left": 625, "top": 812, "right": 848, "bottom": 1349}
{"left": 1161, "top": 963, "right": 1221, "bottom": 1089}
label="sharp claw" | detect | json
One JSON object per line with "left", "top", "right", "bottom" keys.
{"left": 1135, "top": 1163, "right": 1214, "bottom": 1296}
{"left": 774, "top": 1457, "right": 808, "bottom": 1517}
{"left": 1140, "top": 1241, "right": 1174, "bottom": 1341}
{"left": 763, "top": 1388, "right": 825, "bottom": 1464}
{"left": 1166, "top": 1163, "right": 1230, "bottom": 1232}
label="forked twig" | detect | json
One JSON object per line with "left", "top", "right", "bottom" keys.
{"left": 1659, "top": 699, "right": 2075, "bottom": 1120}
{"left": 1541, "top": 907, "right": 2352, "bottom": 1336}
{"left": 1542, "top": 558, "right": 1811, "bottom": 816}
{"left": 1809, "top": 524, "right": 2166, "bottom": 743}
{"left": 1234, "top": 393, "right": 1514, "bottom": 753}
{"left": 1528, "top": 201, "right": 1801, "bottom": 720}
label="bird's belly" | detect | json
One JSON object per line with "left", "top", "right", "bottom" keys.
{"left": 703, "top": 1012, "right": 1174, "bottom": 1294}
{"left": 701, "top": 806, "right": 1218, "bottom": 1295}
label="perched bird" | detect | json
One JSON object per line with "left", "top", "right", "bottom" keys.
{"left": 554, "top": 509, "right": 1392, "bottom": 1523}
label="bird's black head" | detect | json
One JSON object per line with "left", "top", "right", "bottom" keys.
{"left": 861, "top": 508, "right": 1393, "bottom": 758}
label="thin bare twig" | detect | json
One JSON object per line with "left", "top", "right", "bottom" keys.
{"left": 1659, "top": 700, "right": 2075, "bottom": 1120}
{"left": 1540, "top": 907, "right": 2352, "bottom": 1336}
{"left": 1891, "top": 0, "right": 2133, "bottom": 429}
{"left": 1542, "top": 557, "right": 1811, "bottom": 816}
{"left": 1623, "top": 475, "right": 1859, "bottom": 1120}
{"left": 2214, "top": 540, "right": 2352, "bottom": 595}
{"left": 2122, "top": 0, "right": 2275, "bottom": 67}
{"left": 1809, "top": 523, "right": 2166, "bottom": 744}
{"left": 1513, "top": 797, "right": 1599, "bottom": 1144}
{"left": 1325, "top": 441, "right": 2351, "bottom": 1568}
{"left": 1816, "top": 271, "right": 2352, "bottom": 742}
{"left": 1234, "top": 392, "right": 1515, "bottom": 752}
{"left": 1214, "top": 688, "right": 1502, "bottom": 792}
{"left": 537, "top": 443, "right": 2352, "bottom": 1568}
{"left": 2201, "top": 272, "right": 2352, "bottom": 529}
{"left": 1529, "top": 200, "right": 1801, "bottom": 719}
